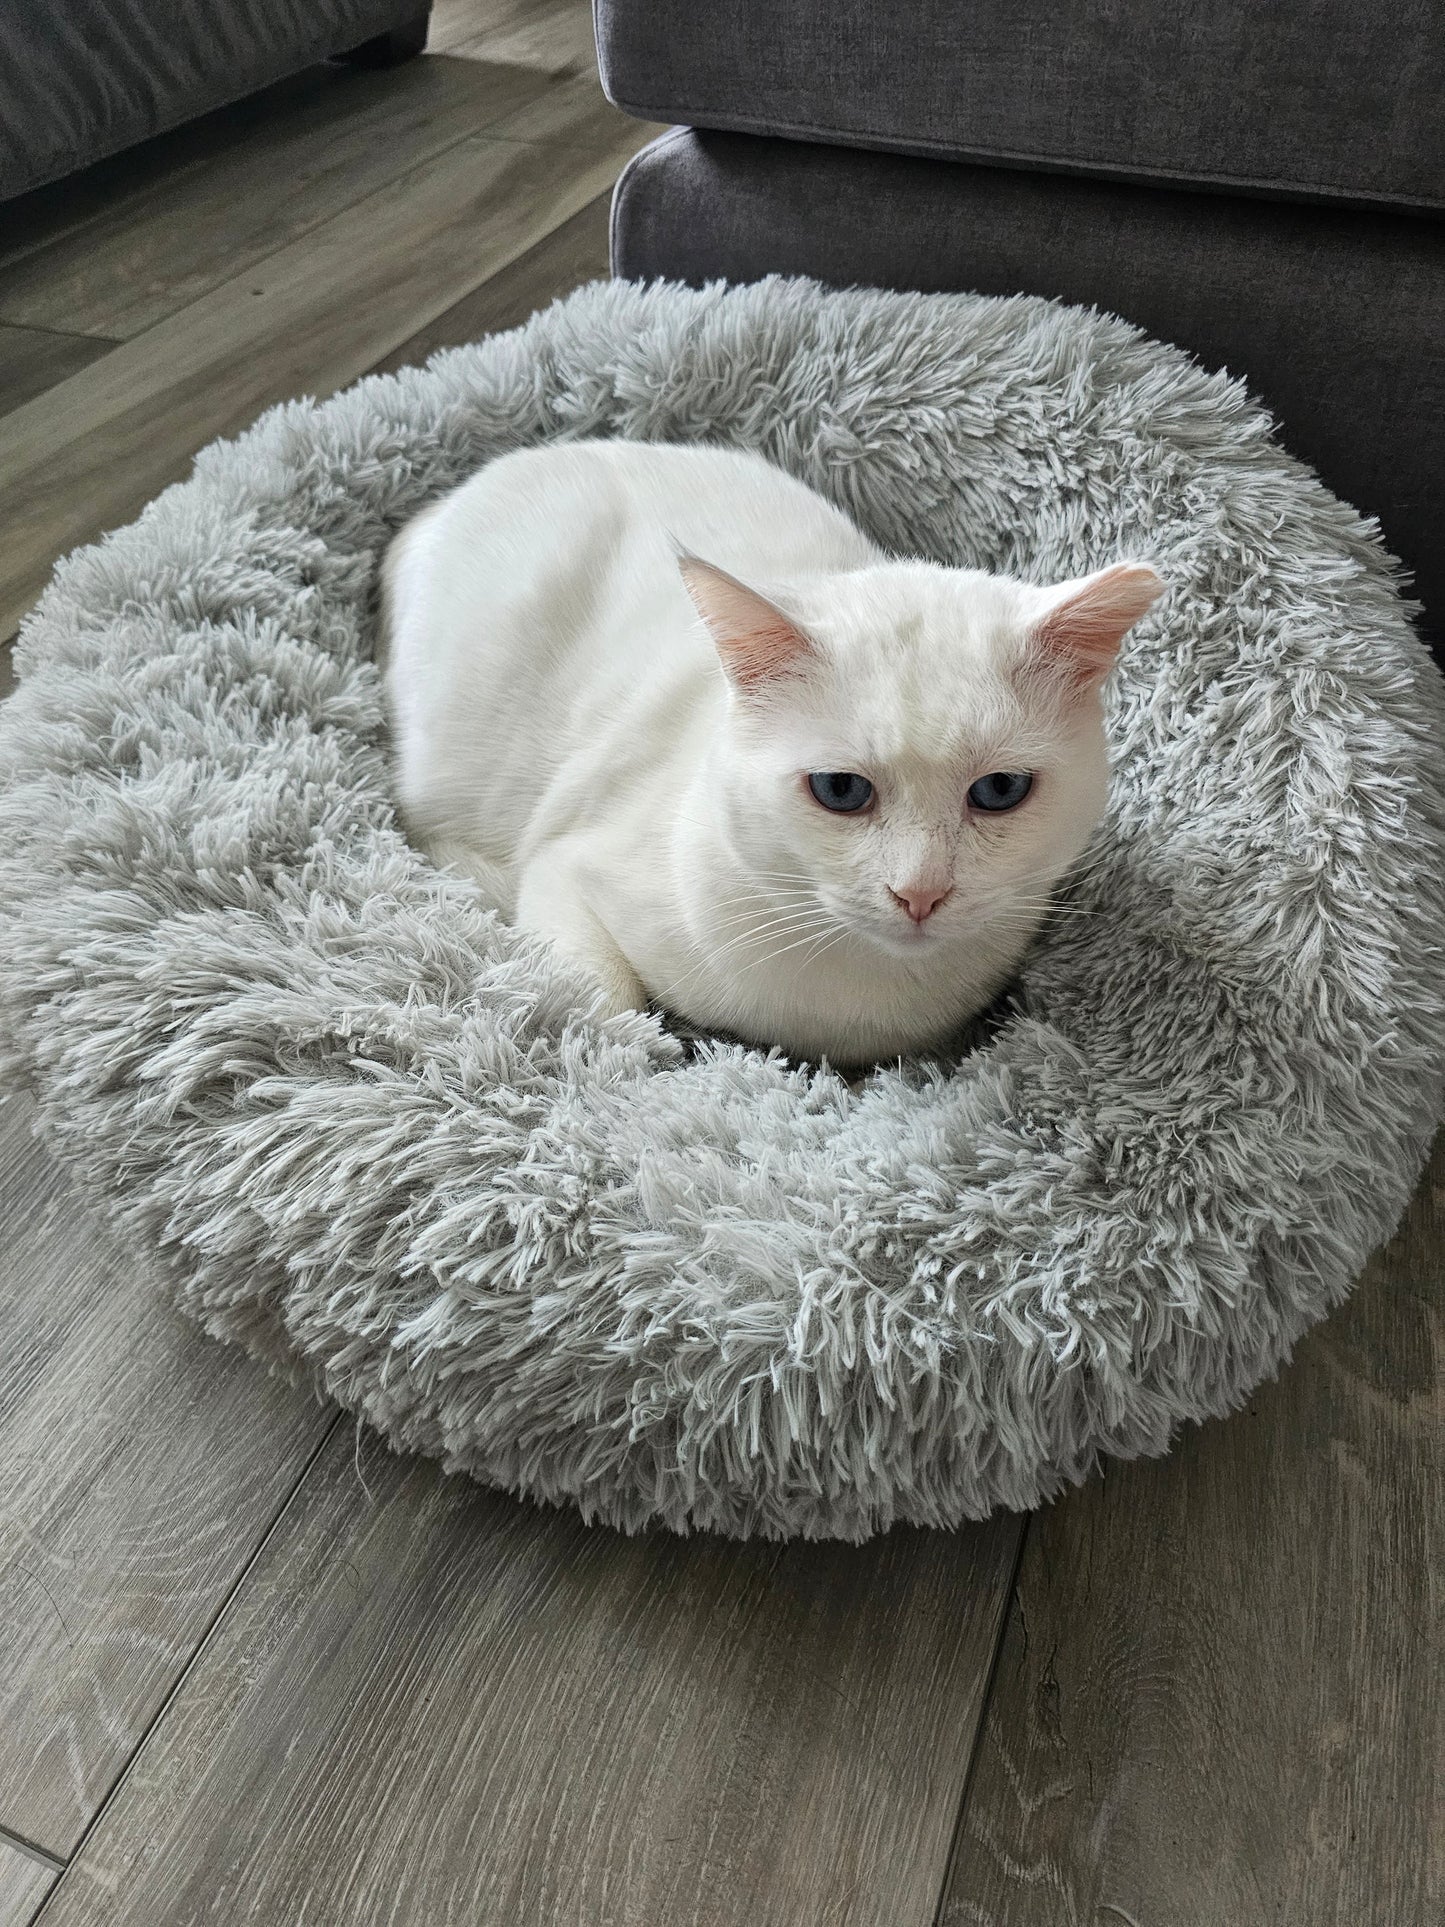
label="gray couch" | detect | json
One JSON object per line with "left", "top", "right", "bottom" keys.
{"left": 598, "top": 0, "right": 1444, "bottom": 662}
{"left": 0, "top": 0, "right": 430, "bottom": 205}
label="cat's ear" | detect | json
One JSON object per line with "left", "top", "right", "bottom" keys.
{"left": 1025, "top": 562, "right": 1163, "bottom": 690}
{"left": 678, "top": 553, "right": 814, "bottom": 695}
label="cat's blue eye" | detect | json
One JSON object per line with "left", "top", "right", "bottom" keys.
{"left": 808, "top": 771, "right": 874, "bottom": 814}
{"left": 968, "top": 770, "right": 1033, "bottom": 812}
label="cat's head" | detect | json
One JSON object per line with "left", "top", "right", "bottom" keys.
{"left": 679, "top": 552, "right": 1162, "bottom": 960}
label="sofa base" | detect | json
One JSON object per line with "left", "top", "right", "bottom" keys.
{"left": 0, "top": 0, "right": 431, "bottom": 204}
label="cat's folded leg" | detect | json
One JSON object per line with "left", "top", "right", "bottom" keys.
{"left": 514, "top": 851, "right": 649, "bottom": 1023}
{"left": 415, "top": 833, "right": 515, "bottom": 915}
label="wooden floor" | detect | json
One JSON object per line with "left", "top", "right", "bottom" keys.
{"left": 0, "top": 6, "right": 1440, "bottom": 1922}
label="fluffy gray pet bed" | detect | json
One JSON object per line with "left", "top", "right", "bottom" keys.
{"left": 3, "top": 278, "right": 1443, "bottom": 1540}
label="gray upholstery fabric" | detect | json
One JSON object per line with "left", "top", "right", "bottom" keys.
{"left": 596, "top": 0, "right": 1445, "bottom": 212}
{"left": 613, "top": 130, "right": 1445, "bottom": 663}
{"left": 3, "top": 276, "right": 1443, "bottom": 1538}
{"left": 0, "top": 0, "right": 425, "bottom": 202}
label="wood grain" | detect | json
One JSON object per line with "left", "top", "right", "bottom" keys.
{"left": 370, "top": 191, "right": 612, "bottom": 375}
{"left": 0, "top": 57, "right": 556, "bottom": 342}
{"left": 432, "top": 0, "right": 603, "bottom": 76}
{"left": 0, "top": 1840, "right": 54, "bottom": 1927}
{"left": 0, "top": 327, "right": 113, "bottom": 420}
{"left": 37, "top": 1431, "right": 1021, "bottom": 1927}
{"left": 0, "top": 82, "right": 652, "bottom": 646}
{"left": 0, "top": 1094, "right": 334, "bottom": 1858}
{"left": 939, "top": 1134, "right": 1445, "bottom": 1927}
{"left": 0, "top": 198, "right": 612, "bottom": 705}
{"left": 0, "top": 69, "right": 354, "bottom": 276}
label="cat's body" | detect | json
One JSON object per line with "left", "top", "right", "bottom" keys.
{"left": 384, "top": 441, "right": 1160, "bottom": 1062}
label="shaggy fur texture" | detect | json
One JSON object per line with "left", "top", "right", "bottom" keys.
{"left": 2, "top": 277, "right": 1443, "bottom": 1540}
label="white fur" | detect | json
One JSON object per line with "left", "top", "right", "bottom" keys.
{"left": 384, "top": 441, "right": 1159, "bottom": 1061}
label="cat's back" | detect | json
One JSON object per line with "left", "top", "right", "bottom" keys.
{"left": 386, "top": 440, "right": 873, "bottom": 746}
{"left": 385, "top": 440, "right": 869, "bottom": 697}
{"left": 384, "top": 440, "right": 876, "bottom": 850}
{"left": 425, "top": 439, "right": 874, "bottom": 578}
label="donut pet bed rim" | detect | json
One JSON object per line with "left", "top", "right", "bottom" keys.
{"left": 0, "top": 273, "right": 1442, "bottom": 1541}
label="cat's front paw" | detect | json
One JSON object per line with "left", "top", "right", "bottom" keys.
{"left": 581, "top": 963, "right": 650, "bottom": 1025}
{"left": 548, "top": 944, "right": 648, "bottom": 1026}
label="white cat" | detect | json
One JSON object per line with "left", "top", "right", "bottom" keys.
{"left": 382, "top": 440, "right": 1161, "bottom": 1063}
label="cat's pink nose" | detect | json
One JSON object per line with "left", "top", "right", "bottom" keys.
{"left": 890, "top": 882, "right": 953, "bottom": 924}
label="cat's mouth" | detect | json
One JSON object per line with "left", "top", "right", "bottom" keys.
{"left": 857, "top": 911, "right": 943, "bottom": 958}
{"left": 811, "top": 890, "right": 955, "bottom": 962}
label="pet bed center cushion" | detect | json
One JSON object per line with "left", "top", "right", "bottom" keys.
{"left": 1, "top": 276, "right": 1442, "bottom": 1540}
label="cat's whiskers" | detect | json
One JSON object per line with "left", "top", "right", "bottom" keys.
{"left": 710, "top": 885, "right": 819, "bottom": 909}
{"left": 708, "top": 904, "right": 823, "bottom": 943}
{"left": 1054, "top": 852, "right": 1119, "bottom": 888}
{"left": 736, "top": 916, "right": 852, "bottom": 975}
{"left": 658, "top": 887, "right": 827, "bottom": 1005}
{"left": 979, "top": 886, "right": 1103, "bottom": 915}
{"left": 661, "top": 906, "right": 827, "bottom": 1003}
{"left": 980, "top": 906, "right": 1099, "bottom": 948}
{"left": 795, "top": 924, "right": 851, "bottom": 975}
{"left": 725, "top": 914, "right": 831, "bottom": 955}
{"left": 704, "top": 887, "right": 823, "bottom": 925}
{"left": 1000, "top": 901, "right": 1102, "bottom": 920}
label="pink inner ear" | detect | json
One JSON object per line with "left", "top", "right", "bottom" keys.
{"left": 678, "top": 555, "right": 813, "bottom": 693}
{"left": 1033, "top": 563, "right": 1163, "bottom": 686}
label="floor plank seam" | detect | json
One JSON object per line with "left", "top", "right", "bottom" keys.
{"left": 0, "top": 53, "right": 505, "bottom": 285}
{"left": 472, "top": 129, "right": 642, "bottom": 154}
{"left": 28, "top": 1410, "right": 343, "bottom": 1910}
{"left": 927, "top": 1515, "right": 1031, "bottom": 1927}
{"left": 0, "top": 321, "right": 122, "bottom": 349}
{"left": 0, "top": 131, "right": 492, "bottom": 378}
{"left": 0, "top": 1824, "right": 66, "bottom": 1875}
{"left": 0, "top": 118, "right": 618, "bottom": 454}
{"left": 0, "top": 323, "right": 122, "bottom": 354}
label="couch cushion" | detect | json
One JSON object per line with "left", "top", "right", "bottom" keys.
{"left": 596, "top": 0, "right": 1445, "bottom": 212}
{"left": 612, "top": 129, "right": 1445, "bottom": 658}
